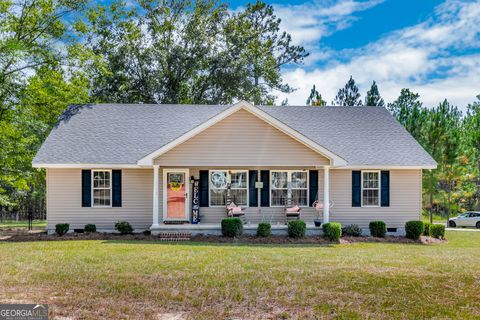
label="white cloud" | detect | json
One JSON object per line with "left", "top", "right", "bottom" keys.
{"left": 273, "top": 0, "right": 384, "bottom": 66}
{"left": 277, "top": 0, "right": 480, "bottom": 109}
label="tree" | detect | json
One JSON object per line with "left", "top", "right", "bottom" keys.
{"left": 83, "top": 0, "right": 307, "bottom": 105}
{"left": 0, "top": 0, "right": 87, "bottom": 210}
{"left": 365, "top": 81, "right": 384, "bottom": 106}
{"left": 0, "top": 0, "right": 87, "bottom": 121}
{"left": 387, "top": 88, "right": 425, "bottom": 141}
{"left": 332, "top": 76, "right": 362, "bottom": 106}
{"left": 464, "top": 95, "right": 480, "bottom": 210}
{"left": 306, "top": 85, "right": 326, "bottom": 106}
{"left": 225, "top": 1, "right": 308, "bottom": 105}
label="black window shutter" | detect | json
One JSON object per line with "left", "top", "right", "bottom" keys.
{"left": 381, "top": 171, "right": 390, "bottom": 207}
{"left": 352, "top": 171, "right": 361, "bottom": 207}
{"left": 82, "top": 170, "right": 91, "bottom": 207}
{"left": 260, "top": 170, "right": 270, "bottom": 207}
{"left": 309, "top": 170, "right": 318, "bottom": 206}
{"left": 199, "top": 170, "right": 209, "bottom": 207}
{"left": 112, "top": 170, "right": 122, "bottom": 207}
{"left": 248, "top": 170, "right": 258, "bottom": 207}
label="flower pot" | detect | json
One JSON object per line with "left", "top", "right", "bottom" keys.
{"left": 314, "top": 219, "right": 322, "bottom": 227}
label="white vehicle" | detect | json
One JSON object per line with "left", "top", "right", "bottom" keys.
{"left": 448, "top": 212, "right": 480, "bottom": 228}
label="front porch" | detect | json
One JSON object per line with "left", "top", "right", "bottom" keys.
{"left": 148, "top": 166, "right": 331, "bottom": 232}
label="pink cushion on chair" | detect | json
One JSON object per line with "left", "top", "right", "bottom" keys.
{"left": 286, "top": 205, "right": 300, "bottom": 213}
{"left": 232, "top": 206, "right": 243, "bottom": 213}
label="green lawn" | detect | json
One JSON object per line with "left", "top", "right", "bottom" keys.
{"left": 1, "top": 231, "right": 479, "bottom": 319}
{"left": 0, "top": 220, "right": 46, "bottom": 228}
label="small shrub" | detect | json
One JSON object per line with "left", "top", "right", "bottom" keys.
{"left": 288, "top": 220, "right": 306, "bottom": 238}
{"left": 55, "top": 223, "right": 69, "bottom": 236}
{"left": 369, "top": 221, "right": 386, "bottom": 238}
{"left": 221, "top": 218, "right": 243, "bottom": 237}
{"left": 429, "top": 224, "right": 445, "bottom": 239}
{"left": 84, "top": 224, "right": 96, "bottom": 233}
{"left": 256, "top": 222, "right": 271, "bottom": 237}
{"left": 342, "top": 224, "right": 362, "bottom": 237}
{"left": 423, "top": 222, "right": 431, "bottom": 236}
{"left": 323, "top": 222, "right": 342, "bottom": 241}
{"left": 405, "top": 220, "right": 424, "bottom": 240}
{"left": 115, "top": 221, "right": 134, "bottom": 234}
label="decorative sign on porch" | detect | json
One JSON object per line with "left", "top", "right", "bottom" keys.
{"left": 191, "top": 178, "right": 200, "bottom": 224}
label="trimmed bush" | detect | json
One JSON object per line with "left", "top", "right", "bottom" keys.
{"left": 405, "top": 220, "right": 424, "bottom": 240}
{"left": 423, "top": 222, "right": 431, "bottom": 236}
{"left": 115, "top": 221, "right": 134, "bottom": 234}
{"left": 369, "top": 221, "right": 386, "bottom": 238}
{"left": 322, "top": 222, "right": 342, "bottom": 241}
{"left": 55, "top": 223, "right": 69, "bottom": 236}
{"left": 84, "top": 224, "right": 96, "bottom": 233}
{"left": 256, "top": 222, "right": 271, "bottom": 237}
{"left": 288, "top": 220, "right": 306, "bottom": 238}
{"left": 221, "top": 218, "right": 243, "bottom": 237}
{"left": 429, "top": 224, "right": 445, "bottom": 239}
{"left": 342, "top": 224, "right": 362, "bottom": 237}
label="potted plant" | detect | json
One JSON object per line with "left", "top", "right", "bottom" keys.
{"left": 314, "top": 218, "right": 322, "bottom": 227}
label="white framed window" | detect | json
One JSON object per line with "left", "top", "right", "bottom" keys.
{"left": 92, "top": 170, "right": 112, "bottom": 207}
{"left": 361, "top": 171, "right": 380, "bottom": 207}
{"left": 209, "top": 170, "right": 248, "bottom": 206}
{"left": 270, "top": 170, "right": 308, "bottom": 207}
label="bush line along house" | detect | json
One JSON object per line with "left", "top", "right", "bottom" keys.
{"left": 33, "top": 101, "right": 436, "bottom": 235}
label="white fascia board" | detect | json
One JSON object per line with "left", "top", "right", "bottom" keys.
{"left": 334, "top": 165, "right": 437, "bottom": 170}
{"left": 32, "top": 163, "right": 149, "bottom": 169}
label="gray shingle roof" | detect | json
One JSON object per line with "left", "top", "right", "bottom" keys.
{"left": 33, "top": 103, "right": 436, "bottom": 167}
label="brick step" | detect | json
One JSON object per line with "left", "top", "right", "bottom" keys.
{"left": 158, "top": 232, "right": 192, "bottom": 241}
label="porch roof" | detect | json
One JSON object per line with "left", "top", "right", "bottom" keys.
{"left": 33, "top": 102, "right": 437, "bottom": 168}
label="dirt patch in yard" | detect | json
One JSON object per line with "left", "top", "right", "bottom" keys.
{"left": 0, "top": 230, "right": 446, "bottom": 244}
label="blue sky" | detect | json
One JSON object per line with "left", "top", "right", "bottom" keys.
{"left": 230, "top": 0, "right": 480, "bottom": 108}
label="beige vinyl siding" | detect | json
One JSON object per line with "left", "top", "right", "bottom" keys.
{"left": 329, "top": 169, "right": 422, "bottom": 229}
{"left": 46, "top": 167, "right": 421, "bottom": 231}
{"left": 47, "top": 168, "right": 153, "bottom": 230}
{"left": 154, "top": 109, "right": 330, "bottom": 167}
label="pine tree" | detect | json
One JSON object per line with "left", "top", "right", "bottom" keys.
{"left": 365, "top": 81, "right": 385, "bottom": 106}
{"left": 306, "top": 85, "right": 326, "bottom": 106}
{"left": 333, "top": 76, "right": 362, "bottom": 106}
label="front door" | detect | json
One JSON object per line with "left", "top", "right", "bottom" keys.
{"left": 164, "top": 169, "right": 189, "bottom": 221}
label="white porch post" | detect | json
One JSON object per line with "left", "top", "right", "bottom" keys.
{"left": 151, "top": 165, "right": 160, "bottom": 228}
{"left": 323, "top": 165, "right": 330, "bottom": 224}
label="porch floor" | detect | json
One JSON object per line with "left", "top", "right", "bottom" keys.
{"left": 150, "top": 222, "right": 322, "bottom": 236}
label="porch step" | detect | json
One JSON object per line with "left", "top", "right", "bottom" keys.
{"left": 158, "top": 232, "right": 192, "bottom": 241}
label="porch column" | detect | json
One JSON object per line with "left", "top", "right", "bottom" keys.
{"left": 151, "top": 165, "right": 160, "bottom": 228}
{"left": 323, "top": 165, "right": 330, "bottom": 224}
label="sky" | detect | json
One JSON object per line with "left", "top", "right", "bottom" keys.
{"left": 230, "top": 0, "right": 480, "bottom": 108}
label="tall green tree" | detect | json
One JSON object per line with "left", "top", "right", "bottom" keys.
{"left": 332, "top": 76, "right": 362, "bottom": 106}
{"left": 365, "top": 81, "right": 384, "bottom": 106}
{"left": 84, "top": 0, "right": 307, "bottom": 105}
{"left": 464, "top": 95, "right": 480, "bottom": 210}
{"left": 306, "top": 85, "right": 326, "bottom": 106}
{"left": 387, "top": 88, "right": 425, "bottom": 142}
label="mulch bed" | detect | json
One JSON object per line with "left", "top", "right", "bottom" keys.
{"left": 0, "top": 229, "right": 446, "bottom": 244}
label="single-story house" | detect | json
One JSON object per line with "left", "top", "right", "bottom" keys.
{"left": 33, "top": 101, "right": 437, "bottom": 235}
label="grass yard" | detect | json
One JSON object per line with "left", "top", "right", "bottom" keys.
{"left": 1, "top": 231, "right": 479, "bottom": 319}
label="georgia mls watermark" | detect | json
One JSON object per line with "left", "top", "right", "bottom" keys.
{"left": 0, "top": 304, "right": 48, "bottom": 320}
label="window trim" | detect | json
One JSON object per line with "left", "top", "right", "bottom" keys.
{"left": 269, "top": 170, "right": 309, "bottom": 207}
{"left": 208, "top": 170, "right": 249, "bottom": 207}
{"left": 361, "top": 170, "right": 381, "bottom": 208}
{"left": 91, "top": 169, "right": 112, "bottom": 208}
